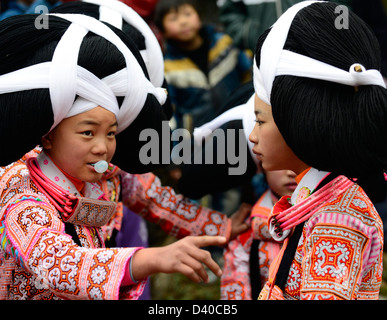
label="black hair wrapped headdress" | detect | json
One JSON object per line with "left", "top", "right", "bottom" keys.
{"left": 253, "top": 1, "right": 387, "bottom": 179}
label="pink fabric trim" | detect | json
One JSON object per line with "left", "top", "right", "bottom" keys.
{"left": 275, "top": 176, "right": 353, "bottom": 231}
{"left": 120, "top": 247, "right": 143, "bottom": 286}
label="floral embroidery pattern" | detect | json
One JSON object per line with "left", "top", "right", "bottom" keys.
{"left": 30, "top": 231, "right": 83, "bottom": 295}
{"left": 295, "top": 186, "right": 311, "bottom": 204}
{"left": 286, "top": 262, "right": 302, "bottom": 295}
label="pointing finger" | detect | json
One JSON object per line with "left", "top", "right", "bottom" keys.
{"left": 193, "top": 235, "right": 227, "bottom": 248}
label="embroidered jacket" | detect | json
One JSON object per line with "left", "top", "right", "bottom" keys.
{"left": 259, "top": 169, "right": 384, "bottom": 300}
{"left": 220, "top": 190, "right": 281, "bottom": 300}
{"left": 0, "top": 149, "right": 230, "bottom": 300}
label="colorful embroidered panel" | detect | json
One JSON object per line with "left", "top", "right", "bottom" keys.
{"left": 260, "top": 183, "right": 383, "bottom": 300}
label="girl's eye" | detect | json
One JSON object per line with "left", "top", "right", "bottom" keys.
{"left": 82, "top": 131, "right": 93, "bottom": 136}
{"left": 108, "top": 131, "right": 116, "bottom": 137}
{"left": 255, "top": 120, "right": 263, "bottom": 126}
{"left": 166, "top": 14, "right": 177, "bottom": 22}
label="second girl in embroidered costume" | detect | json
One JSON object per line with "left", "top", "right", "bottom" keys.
{"left": 176, "top": 82, "right": 294, "bottom": 300}
{"left": 249, "top": 1, "right": 387, "bottom": 300}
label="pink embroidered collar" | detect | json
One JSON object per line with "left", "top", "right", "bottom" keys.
{"left": 27, "top": 151, "right": 116, "bottom": 227}
{"left": 268, "top": 169, "right": 353, "bottom": 241}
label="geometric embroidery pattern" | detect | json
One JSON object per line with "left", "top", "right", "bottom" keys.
{"left": 261, "top": 182, "right": 383, "bottom": 300}
{"left": 29, "top": 231, "right": 83, "bottom": 296}
{"left": 285, "top": 261, "right": 302, "bottom": 298}
{"left": 221, "top": 281, "right": 246, "bottom": 300}
{"left": 221, "top": 236, "right": 251, "bottom": 300}
{"left": 65, "top": 197, "right": 117, "bottom": 227}
{"left": 303, "top": 224, "right": 367, "bottom": 299}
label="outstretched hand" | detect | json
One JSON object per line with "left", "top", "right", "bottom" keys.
{"left": 131, "top": 235, "right": 227, "bottom": 283}
{"left": 229, "top": 202, "right": 252, "bottom": 241}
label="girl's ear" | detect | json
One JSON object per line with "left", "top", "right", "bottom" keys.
{"left": 41, "top": 133, "right": 52, "bottom": 150}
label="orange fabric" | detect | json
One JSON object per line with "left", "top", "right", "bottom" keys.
{"left": 250, "top": 191, "right": 271, "bottom": 220}
{"left": 295, "top": 167, "right": 311, "bottom": 184}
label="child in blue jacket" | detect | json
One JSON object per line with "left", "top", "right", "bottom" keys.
{"left": 154, "top": 0, "right": 252, "bottom": 132}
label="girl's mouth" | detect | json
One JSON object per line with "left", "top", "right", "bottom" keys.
{"left": 255, "top": 153, "right": 263, "bottom": 160}
{"left": 89, "top": 160, "right": 108, "bottom": 173}
{"left": 285, "top": 182, "right": 298, "bottom": 192}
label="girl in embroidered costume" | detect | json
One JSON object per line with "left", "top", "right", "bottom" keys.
{"left": 221, "top": 169, "right": 296, "bottom": 300}
{"left": 0, "top": 4, "right": 250, "bottom": 300}
{"left": 176, "top": 81, "right": 296, "bottom": 300}
{"left": 249, "top": 1, "right": 387, "bottom": 300}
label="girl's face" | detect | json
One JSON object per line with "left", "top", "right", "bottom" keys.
{"left": 162, "top": 4, "right": 202, "bottom": 44}
{"left": 42, "top": 106, "right": 117, "bottom": 183}
{"left": 249, "top": 94, "right": 308, "bottom": 175}
{"left": 265, "top": 170, "right": 297, "bottom": 197}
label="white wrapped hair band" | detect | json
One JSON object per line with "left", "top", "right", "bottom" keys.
{"left": 193, "top": 94, "right": 258, "bottom": 165}
{"left": 193, "top": 106, "right": 244, "bottom": 144}
{"left": 51, "top": 13, "right": 166, "bottom": 133}
{"left": 254, "top": 1, "right": 386, "bottom": 106}
{"left": 0, "top": 62, "right": 119, "bottom": 118}
{"left": 82, "top": 0, "right": 165, "bottom": 87}
{"left": 276, "top": 51, "right": 386, "bottom": 88}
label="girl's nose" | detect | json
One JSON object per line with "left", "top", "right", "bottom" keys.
{"left": 92, "top": 138, "right": 108, "bottom": 155}
{"left": 249, "top": 127, "right": 258, "bottom": 144}
{"left": 286, "top": 170, "right": 297, "bottom": 178}
{"left": 178, "top": 14, "right": 188, "bottom": 25}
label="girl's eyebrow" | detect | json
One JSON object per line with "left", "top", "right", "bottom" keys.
{"left": 77, "top": 120, "right": 118, "bottom": 127}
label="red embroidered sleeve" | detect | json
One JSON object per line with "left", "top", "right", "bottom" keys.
{"left": 120, "top": 171, "right": 231, "bottom": 240}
